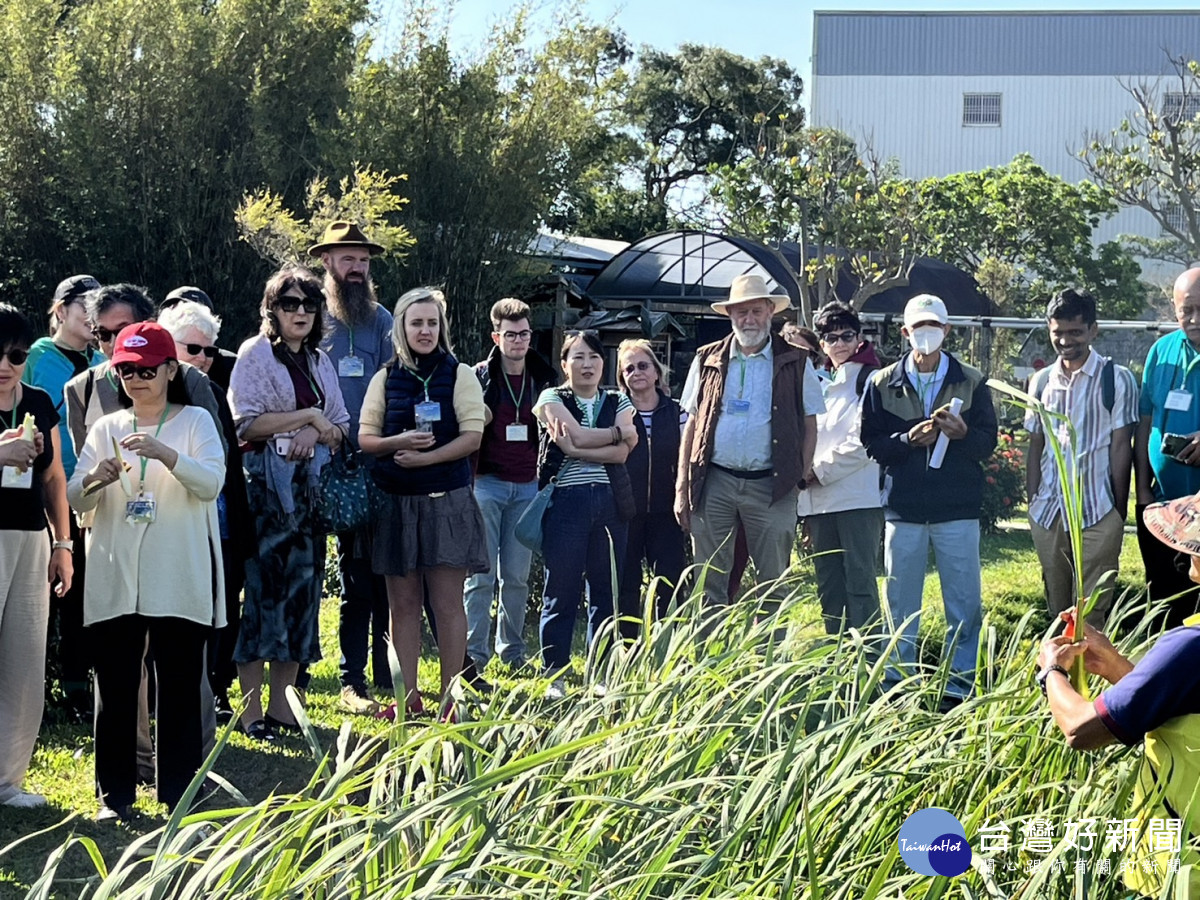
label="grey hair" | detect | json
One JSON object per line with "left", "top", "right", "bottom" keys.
{"left": 158, "top": 300, "right": 222, "bottom": 342}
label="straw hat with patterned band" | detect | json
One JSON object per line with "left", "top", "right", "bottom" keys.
{"left": 710, "top": 273, "right": 792, "bottom": 316}
{"left": 308, "top": 221, "right": 384, "bottom": 257}
{"left": 1144, "top": 494, "right": 1200, "bottom": 558}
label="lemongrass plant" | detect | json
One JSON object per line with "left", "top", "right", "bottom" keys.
{"left": 986, "top": 378, "right": 1107, "bottom": 698}
{"left": 7, "top": 569, "right": 1163, "bottom": 900}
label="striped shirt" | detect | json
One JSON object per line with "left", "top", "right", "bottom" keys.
{"left": 533, "top": 388, "right": 633, "bottom": 487}
{"left": 1025, "top": 349, "right": 1138, "bottom": 529}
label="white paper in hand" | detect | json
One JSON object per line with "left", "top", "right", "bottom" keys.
{"left": 929, "top": 397, "right": 963, "bottom": 470}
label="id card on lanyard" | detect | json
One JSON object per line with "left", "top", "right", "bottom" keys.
{"left": 124, "top": 405, "right": 169, "bottom": 526}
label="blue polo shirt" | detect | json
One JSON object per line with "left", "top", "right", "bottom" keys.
{"left": 1139, "top": 330, "right": 1200, "bottom": 501}
{"left": 1096, "top": 626, "right": 1200, "bottom": 744}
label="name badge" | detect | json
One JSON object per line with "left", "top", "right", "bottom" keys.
{"left": 1166, "top": 389, "right": 1193, "bottom": 412}
{"left": 505, "top": 423, "right": 529, "bottom": 442}
{"left": 125, "top": 492, "right": 157, "bottom": 525}
{"left": 414, "top": 400, "right": 442, "bottom": 433}
{"left": 338, "top": 355, "right": 365, "bottom": 378}
{"left": 1, "top": 465, "right": 33, "bottom": 489}
{"left": 730, "top": 398, "right": 751, "bottom": 414}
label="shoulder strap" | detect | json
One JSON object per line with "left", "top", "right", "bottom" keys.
{"left": 855, "top": 364, "right": 878, "bottom": 398}
{"left": 1101, "top": 359, "right": 1115, "bottom": 414}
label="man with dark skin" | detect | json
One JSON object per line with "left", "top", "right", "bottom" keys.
{"left": 1134, "top": 268, "right": 1200, "bottom": 626}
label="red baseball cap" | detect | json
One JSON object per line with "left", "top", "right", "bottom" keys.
{"left": 111, "top": 322, "right": 177, "bottom": 368}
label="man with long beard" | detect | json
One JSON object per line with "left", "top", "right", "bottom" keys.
{"left": 676, "top": 273, "right": 822, "bottom": 612}
{"left": 308, "top": 221, "right": 395, "bottom": 715}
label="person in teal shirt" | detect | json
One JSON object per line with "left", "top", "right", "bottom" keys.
{"left": 23, "top": 275, "right": 103, "bottom": 480}
{"left": 21, "top": 274, "right": 102, "bottom": 720}
{"left": 1134, "top": 267, "right": 1200, "bottom": 627}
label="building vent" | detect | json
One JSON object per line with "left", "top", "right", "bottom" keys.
{"left": 1162, "top": 92, "right": 1200, "bottom": 125}
{"left": 962, "top": 93, "right": 1001, "bottom": 127}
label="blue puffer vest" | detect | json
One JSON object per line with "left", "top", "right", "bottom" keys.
{"left": 372, "top": 352, "right": 471, "bottom": 495}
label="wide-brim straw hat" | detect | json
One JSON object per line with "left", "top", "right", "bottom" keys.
{"left": 710, "top": 273, "right": 792, "bottom": 316}
{"left": 1144, "top": 493, "right": 1200, "bottom": 557}
{"left": 308, "top": 221, "right": 384, "bottom": 257}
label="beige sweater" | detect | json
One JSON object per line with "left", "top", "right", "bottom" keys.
{"left": 67, "top": 406, "right": 227, "bottom": 628}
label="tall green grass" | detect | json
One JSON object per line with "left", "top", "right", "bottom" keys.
{"left": 6, "top": 573, "right": 1171, "bottom": 900}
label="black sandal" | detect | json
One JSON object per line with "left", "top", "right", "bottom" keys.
{"left": 265, "top": 714, "right": 302, "bottom": 735}
{"left": 241, "top": 719, "right": 275, "bottom": 742}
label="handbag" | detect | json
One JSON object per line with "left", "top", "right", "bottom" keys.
{"left": 514, "top": 480, "right": 556, "bottom": 552}
{"left": 315, "top": 445, "right": 374, "bottom": 534}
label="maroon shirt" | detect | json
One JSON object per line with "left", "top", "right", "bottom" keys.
{"left": 477, "top": 371, "right": 537, "bottom": 482}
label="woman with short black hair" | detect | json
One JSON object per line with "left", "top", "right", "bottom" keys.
{"left": 0, "top": 303, "right": 73, "bottom": 808}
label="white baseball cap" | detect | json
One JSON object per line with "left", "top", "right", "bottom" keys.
{"left": 903, "top": 294, "right": 949, "bottom": 329}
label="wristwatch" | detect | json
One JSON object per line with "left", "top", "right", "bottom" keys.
{"left": 52, "top": 539, "right": 74, "bottom": 553}
{"left": 1036, "top": 664, "right": 1070, "bottom": 696}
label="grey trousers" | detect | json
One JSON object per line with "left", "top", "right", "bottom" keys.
{"left": 692, "top": 467, "right": 799, "bottom": 609}
{"left": 807, "top": 506, "right": 885, "bottom": 634}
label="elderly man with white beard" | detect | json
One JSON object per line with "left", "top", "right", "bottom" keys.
{"left": 676, "top": 273, "right": 823, "bottom": 612}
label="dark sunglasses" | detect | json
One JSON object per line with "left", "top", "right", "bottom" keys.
{"left": 820, "top": 330, "right": 859, "bottom": 345}
{"left": 274, "top": 298, "right": 321, "bottom": 314}
{"left": 623, "top": 360, "right": 653, "bottom": 375}
{"left": 115, "top": 363, "right": 162, "bottom": 381}
{"left": 92, "top": 325, "right": 132, "bottom": 343}
{"left": 1, "top": 348, "right": 29, "bottom": 365}
{"left": 182, "top": 343, "right": 219, "bottom": 358}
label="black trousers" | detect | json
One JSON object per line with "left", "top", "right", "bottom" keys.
{"left": 91, "top": 614, "right": 208, "bottom": 810}
{"left": 1136, "top": 503, "right": 1200, "bottom": 631}
{"left": 208, "top": 538, "right": 245, "bottom": 699}
{"left": 49, "top": 517, "right": 90, "bottom": 697}
{"left": 335, "top": 531, "right": 393, "bottom": 690}
{"left": 618, "top": 512, "right": 689, "bottom": 640}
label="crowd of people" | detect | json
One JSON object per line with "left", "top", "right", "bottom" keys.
{"left": 1, "top": 222, "right": 1198, "bottom": 861}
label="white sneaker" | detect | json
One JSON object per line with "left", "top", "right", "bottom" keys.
{"left": 544, "top": 678, "right": 567, "bottom": 700}
{"left": 0, "top": 784, "right": 47, "bottom": 808}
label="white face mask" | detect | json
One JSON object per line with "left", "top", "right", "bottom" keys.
{"left": 909, "top": 326, "right": 945, "bottom": 355}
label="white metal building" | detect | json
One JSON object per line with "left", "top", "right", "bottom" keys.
{"left": 809, "top": 10, "right": 1200, "bottom": 280}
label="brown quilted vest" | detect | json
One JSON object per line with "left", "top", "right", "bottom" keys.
{"left": 679, "top": 332, "right": 808, "bottom": 509}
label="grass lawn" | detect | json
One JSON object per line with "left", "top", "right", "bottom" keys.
{"left": 0, "top": 519, "right": 1149, "bottom": 898}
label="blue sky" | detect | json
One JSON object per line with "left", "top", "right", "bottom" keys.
{"left": 441, "top": 0, "right": 1200, "bottom": 105}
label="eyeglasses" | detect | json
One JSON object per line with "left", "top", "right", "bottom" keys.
{"left": 180, "top": 343, "right": 219, "bottom": 359}
{"left": 820, "top": 330, "right": 859, "bottom": 345}
{"left": 499, "top": 330, "right": 532, "bottom": 342}
{"left": 623, "top": 361, "right": 653, "bottom": 375}
{"left": 115, "top": 363, "right": 162, "bottom": 381}
{"left": 275, "top": 297, "right": 321, "bottom": 314}
{"left": 0, "top": 348, "right": 29, "bottom": 365}
{"left": 92, "top": 324, "right": 133, "bottom": 343}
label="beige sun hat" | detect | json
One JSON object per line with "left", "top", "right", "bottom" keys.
{"left": 710, "top": 273, "right": 792, "bottom": 316}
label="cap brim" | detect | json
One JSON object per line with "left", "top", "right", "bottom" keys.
{"left": 710, "top": 295, "right": 792, "bottom": 316}
{"left": 1144, "top": 495, "right": 1200, "bottom": 557}
{"left": 308, "top": 241, "right": 385, "bottom": 257}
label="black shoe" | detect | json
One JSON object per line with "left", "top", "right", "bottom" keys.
{"left": 240, "top": 719, "right": 276, "bottom": 742}
{"left": 264, "top": 714, "right": 302, "bottom": 736}
{"left": 462, "top": 662, "right": 493, "bottom": 694}
{"left": 214, "top": 691, "right": 235, "bottom": 724}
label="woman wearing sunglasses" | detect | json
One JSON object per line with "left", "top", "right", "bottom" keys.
{"left": 614, "top": 339, "right": 687, "bottom": 635}
{"left": 797, "top": 301, "right": 884, "bottom": 636}
{"left": 0, "top": 304, "right": 73, "bottom": 808}
{"left": 534, "top": 330, "right": 637, "bottom": 700}
{"left": 68, "top": 322, "right": 224, "bottom": 821}
{"left": 227, "top": 266, "right": 349, "bottom": 740}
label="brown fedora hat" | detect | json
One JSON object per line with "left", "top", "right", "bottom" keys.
{"left": 308, "top": 220, "right": 384, "bottom": 257}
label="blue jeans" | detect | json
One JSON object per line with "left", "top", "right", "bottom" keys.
{"left": 463, "top": 474, "right": 538, "bottom": 667}
{"left": 882, "top": 518, "right": 982, "bottom": 700}
{"left": 540, "top": 484, "right": 628, "bottom": 673}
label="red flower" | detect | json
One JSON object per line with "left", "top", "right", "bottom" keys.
{"left": 1002, "top": 497, "right": 1012, "bottom": 506}
{"left": 986, "top": 476, "right": 996, "bottom": 485}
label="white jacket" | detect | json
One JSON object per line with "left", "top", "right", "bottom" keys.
{"left": 796, "top": 361, "right": 882, "bottom": 517}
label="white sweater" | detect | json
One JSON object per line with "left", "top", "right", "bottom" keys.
{"left": 796, "top": 361, "right": 882, "bottom": 517}
{"left": 67, "top": 405, "right": 227, "bottom": 628}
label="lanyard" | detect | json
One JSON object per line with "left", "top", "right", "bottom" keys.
{"left": 735, "top": 353, "right": 750, "bottom": 398}
{"left": 504, "top": 371, "right": 528, "bottom": 423}
{"left": 913, "top": 371, "right": 938, "bottom": 416}
{"left": 406, "top": 368, "right": 435, "bottom": 402}
{"left": 347, "top": 325, "right": 356, "bottom": 358}
{"left": 1, "top": 387, "right": 18, "bottom": 431}
{"left": 132, "top": 403, "right": 170, "bottom": 493}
